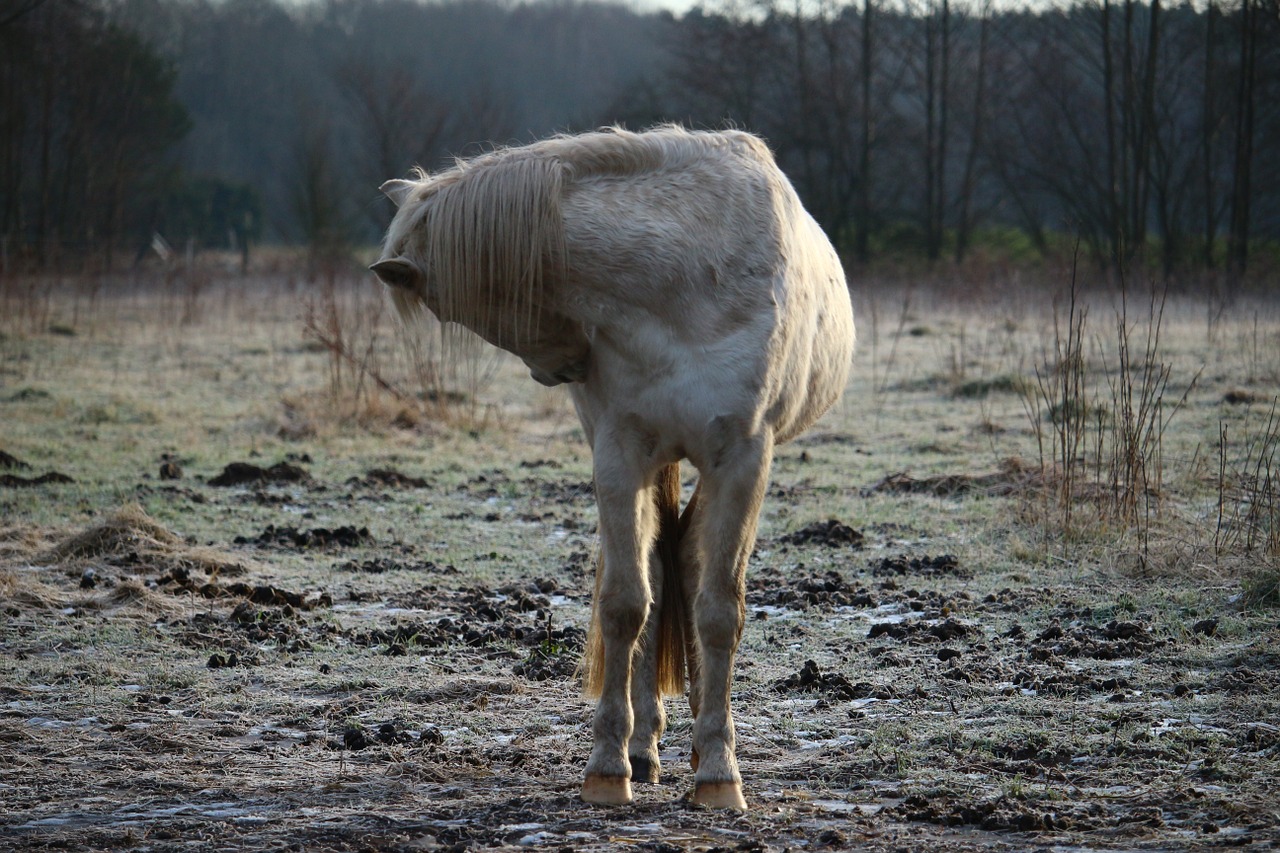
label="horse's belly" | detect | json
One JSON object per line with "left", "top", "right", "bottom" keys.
{"left": 573, "top": 288, "right": 852, "bottom": 469}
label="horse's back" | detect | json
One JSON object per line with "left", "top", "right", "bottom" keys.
{"left": 559, "top": 129, "right": 854, "bottom": 465}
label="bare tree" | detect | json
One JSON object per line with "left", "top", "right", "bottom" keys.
{"left": 855, "top": 0, "right": 874, "bottom": 262}
{"left": 338, "top": 59, "right": 450, "bottom": 229}
{"left": 953, "top": 0, "right": 990, "bottom": 264}
{"left": 1226, "top": 0, "right": 1258, "bottom": 284}
{"left": 290, "top": 106, "right": 350, "bottom": 281}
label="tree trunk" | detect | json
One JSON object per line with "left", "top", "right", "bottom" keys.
{"left": 855, "top": 0, "right": 873, "bottom": 263}
{"left": 1202, "top": 0, "right": 1217, "bottom": 268}
{"left": 955, "top": 2, "right": 989, "bottom": 264}
{"left": 1102, "top": 0, "right": 1123, "bottom": 269}
{"left": 1132, "top": 0, "right": 1160, "bottom": 264}
{"left": 1227, "top": 0, "right": 1256, "bottom": 284}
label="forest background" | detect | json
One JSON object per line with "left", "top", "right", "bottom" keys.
{"left": 1, "top": 0, "right": 1278, "bottom": 282}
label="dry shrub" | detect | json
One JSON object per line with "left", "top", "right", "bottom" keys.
{"left": 0, "top": 524, "right": 54, "bottom": 560}
{"left": 37, "top": 504, "right": 251, "bottom": 578}
{"left": 0, "top": 568, "right": 64, "bottom": 609}
{"left": 39, "top": 504, "right": 182, "bottom": 563}
{"left": 1242, "top": 564, "right": 1280, "bottom": 609}
{"left": 1019, "top": 262, "right": 1197, "bottom": 573}
{"left": 297, "top": 276, "right": 499, "bottom": 435}
{"left": 74, "top": 577, "right": 185, "bottom": 617}
{"left": 0, "top": 568, "right": 185, "bottom": 618}
{"left": 1216, "top": 398, "right": 1280, "bottom": 564}
{"left": 868, "top": 457, "right": 1047, "bottom": 498}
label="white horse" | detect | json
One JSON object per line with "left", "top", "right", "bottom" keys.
{"left": 373, "top": 126, "right": 855, "bottom": 809}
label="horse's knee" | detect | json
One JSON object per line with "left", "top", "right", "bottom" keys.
{"left": 596, "top": 590, "right": 649, "bottom": 648}
{"left": 694, "top": 590, "right": 745, "bottom": 653}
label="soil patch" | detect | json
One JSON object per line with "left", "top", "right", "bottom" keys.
{"left": 868, "top": 617, "right": 971, "bottom": 643}
{"left": 0, "top": 450, "right": 32, "bottom": 469}
{"left": 867, "top": 457, "right": 1042, "bottom": 497}
{"left": 348, "top": 584, "right": 584, "bottom": 681}
{"left": 1, "top": 471, "right": 74, "bottom": 487}
{"left": 208, "top": 460, "right": 311, "bottom": 487}
{"left": 347, "top": 468, "right": 430, "bottom": 488}
{"left": 776, "top": 518, "right": 866, "bottom": 548}
{"left": 337, "top": 557, "right": 458, "bottom": 574}
{"left": 748, "top": 567, "right": 875, "bottom": 610}
{"left": 873, "top": 553, "right": 969, "bottom": 580}
{"left": 775, "top": 659, "right": 874, "bottom": 700}
{"left": 234, "top": 525, "right": 373, "bottom": 549}
{"left": 1027, "top": 619, "right": 1162, "bottom": 660}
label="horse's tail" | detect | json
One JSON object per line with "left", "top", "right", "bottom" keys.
{"left": 581, "top": 463, "right": 687, "bottom": 699}
{"left": 653, "top": 463, "right": 688, "bottom": 697}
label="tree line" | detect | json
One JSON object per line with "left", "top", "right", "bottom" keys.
{"left": 1, "top": 0, "right": 1276, "bottom": 279}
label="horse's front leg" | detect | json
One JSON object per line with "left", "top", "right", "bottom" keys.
{"left": 690, "top": 422, "right": 773, "bottom": 810}
{"left": 581, "top": 441, "right": 657, "bottom": 805}
{"left": 626, "top": 553, "right": 665, "bottom": 785}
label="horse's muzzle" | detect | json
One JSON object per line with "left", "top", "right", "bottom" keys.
{"left": 527, "top": 358, "right": 588, "bottom": 387}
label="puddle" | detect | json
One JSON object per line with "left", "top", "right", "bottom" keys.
{"left": 1150, "top": 717, "right": 1232, "bottom": 737}
{"left": 797, "top": 733, "right": 861, "bottom": 751}
{"left": 811, "top": 798, "right": 886, "bottom": 816}
{"left": 24, "top": 716, "right": 100, "bottom": 730}
{"left": 332, "top": 603, "right": 436, "bottom": 619}
{"left": 842, "top": 602, "right": 912, "bottom": 624}
{"left": 15, "top": 800, "right": 274, "bottom": 831}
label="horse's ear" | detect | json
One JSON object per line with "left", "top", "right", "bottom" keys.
{"left": 379, "top": 179, "right": 416, "bottom": 207}
{"left": 370, "top": 257, "right": 419, "bottom": 290}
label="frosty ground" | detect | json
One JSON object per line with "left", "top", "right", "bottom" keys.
{"left": 1, "top": 273, "right": 1277, "bottom": 851}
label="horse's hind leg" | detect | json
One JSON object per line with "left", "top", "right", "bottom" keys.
{"left": 628, "top": 463, "right": 688, "bottom": 784}
{"left": 580, "top": 440, "right": 656, "bottom": 806}
{"left": 690, "top": 421, "right": 773, "bottom": 810}
{"left": 678, "top": 482, "right": 703, "bottom": 771}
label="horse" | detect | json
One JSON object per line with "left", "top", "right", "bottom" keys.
{"left": 372, "top": 125, "right": 855, "bottom": 810}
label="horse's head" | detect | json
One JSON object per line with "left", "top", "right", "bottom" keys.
{"left": 372, "top": 176, "right": 590, "bottom": 387}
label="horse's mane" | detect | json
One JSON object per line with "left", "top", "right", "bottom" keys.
{"left": 382, "top": 125, "right": 775, "bottom": 337}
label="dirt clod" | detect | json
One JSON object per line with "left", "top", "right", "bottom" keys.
{"left": 348, "top": 468, "right": 429, "bottom": 488}
{"left": 0, "top": 450, "right": 32, "bottom": 470}
{"left": 234, "top": 524, "right": 372, "bottom": 548}
{"left": 777, "top": 519, "right": 866, "bottom": 548}
{"left": 868, "top": 617, "right": 971, "bottom": 643}
{"left": 209, "top": 460, "right": 310, "bottom": 487}
{"left": 1, "top": 471, "right": 74, "bottom": 487}
{"left": 867, "top": 457, "right": 1042, "bottom": 497}
{"left": 874, "top": 553, "right": 967, "bottom": 579}
{"left": 775, "top": 659, "right": 870, "bottom": 700}
{"left": 1192, "top": 618, "right": 1219, "bottom": 636}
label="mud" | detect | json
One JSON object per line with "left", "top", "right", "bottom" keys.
{"left": 208, "top": 459, "right": 312, "bottom": 486}
{"left": 867, "top": 458, "right": 1043, "bottom": 497}
{"left": 775, "top": 519, "right": 866, "bottom": 548}
{"left": 2, "top": 472, "right": 1277, "bottom": 853}
{"left": 347, "top": 468, "right": 431, "bottom": 489}
{"left": 0, "top": 449, "right": 32, "bottom": 469}
{"left": 0, "top": 448, "right": 73, "bottom": 486}
{"left": 233, "top": 524, "right": 374, "bottom": 548}
{"left": 0, "top": 470, "right": 75, "bottom": 487}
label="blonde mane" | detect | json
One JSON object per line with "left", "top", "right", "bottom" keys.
{"left": 380, "top": 126, "right": 774, "bottom": 341}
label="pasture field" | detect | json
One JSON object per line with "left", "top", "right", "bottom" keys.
{"left": 1, "top": 270, "right": 1278, "bottom": 852}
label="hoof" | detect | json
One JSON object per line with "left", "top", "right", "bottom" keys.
{"left": 690, "top": 748, "right": 699, "bottom": 772}
{"left": 581, "top": 774, "right": 632, "bottom": 805}
{"left": 692, "top": 781, "right": 747, "bottom": 811}
{"left": 629, "top": 756, "right": 660, "bottom": 784}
